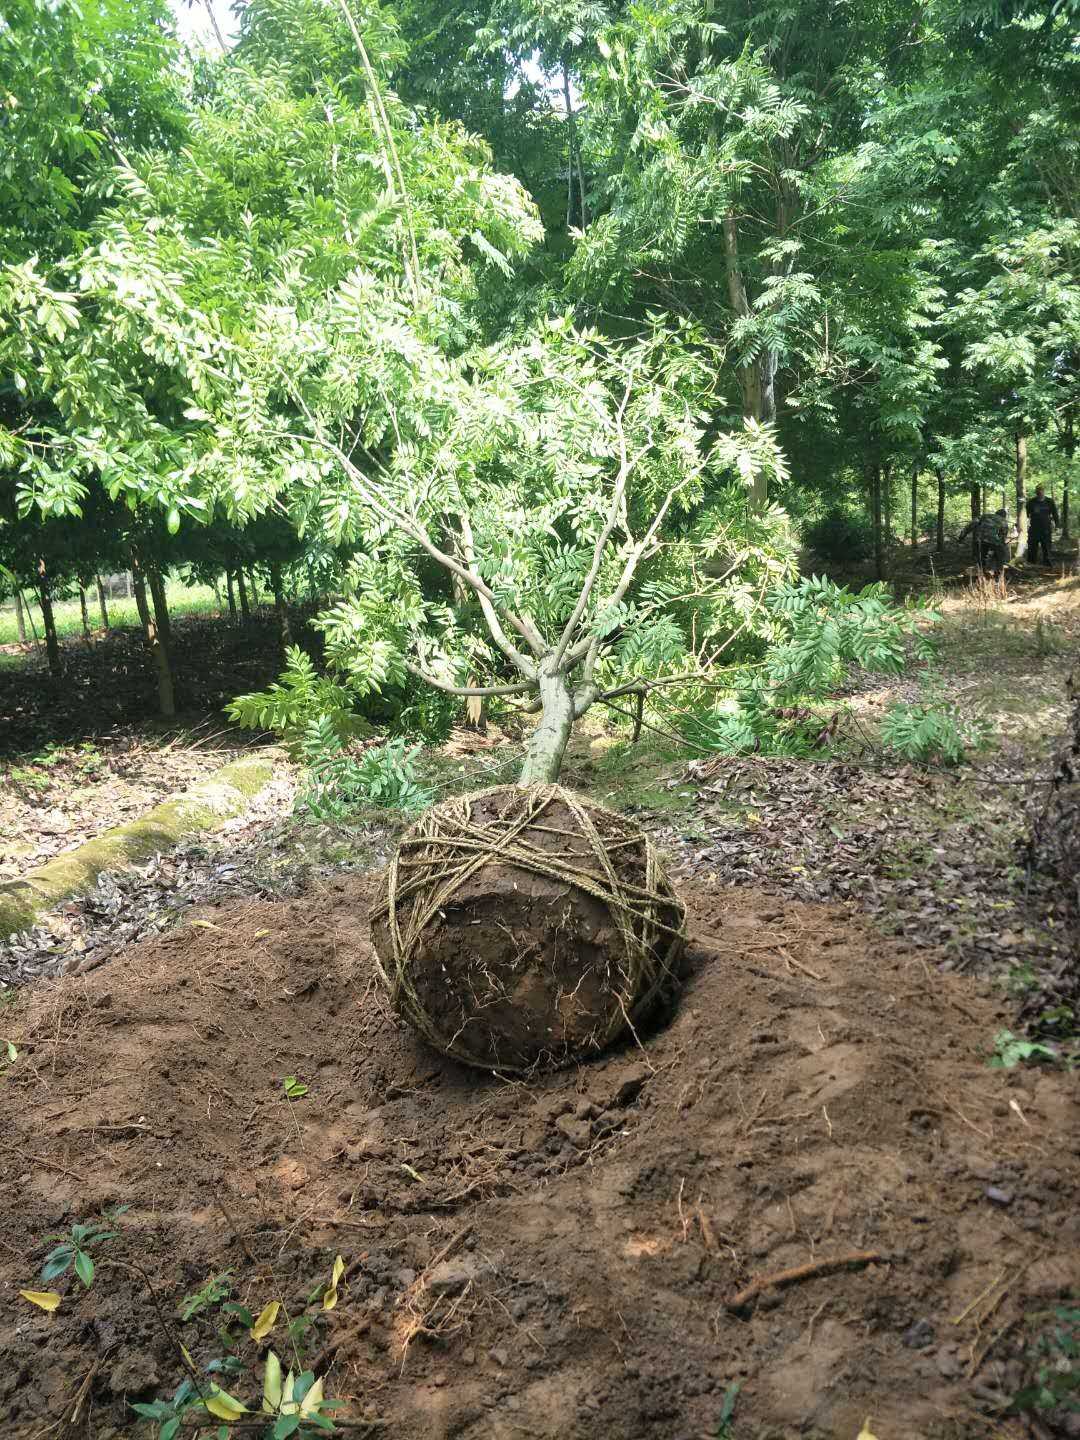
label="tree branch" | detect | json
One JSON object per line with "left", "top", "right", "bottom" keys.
{"left": 289, "top": 432, "right": 542, "bottom": 670}
{"left": 550, "top": 372, "right": 640, "bottom": 671}
{"left": 457, "top": 511, "right": 544, "bottom": 669}
{"left": 402, "top": 660, "right": 532, "bottom": 699}
{"left": 560, "top": 465, "right": 702, "bottom": 670}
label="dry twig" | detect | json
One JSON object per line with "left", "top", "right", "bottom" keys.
{"left": 726, "top": 1250, "right": 884, "bottom": 1312}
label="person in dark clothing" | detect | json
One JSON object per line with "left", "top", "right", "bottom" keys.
{"left": 1026, "top": 485, "right": 1060, "bottom": 564}
{"left": 958, "top": 510, "right": 1009, "bottom": 575}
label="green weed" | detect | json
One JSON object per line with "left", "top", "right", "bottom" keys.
{"left": 178, "top": 1271, "right": 234, "bottom": 1322}
{"left": 987, "top": 1029, "right": 1058, "bottom": 1069}
{"left": 41, "top": 1205, "right": 129, "bottom": 1289}
{"left": 1010, "top": 1305, "right": 1080, "bottom": 1418}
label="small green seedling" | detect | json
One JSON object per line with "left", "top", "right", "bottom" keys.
{"left": 282, "top": 1076, "right": 308, "bottom": 1100}
{"left": 41, "top": 1205, "right": 129, "bottom": 1289}
{"left": 988, "top": 1029, "right": 1058, "bottom": 1069}
{"left": 178, "top": 1271, "right": 234, "bottom": 1321}
{"left": 714, "top": 1381, "right": 741, "bottom": 1437}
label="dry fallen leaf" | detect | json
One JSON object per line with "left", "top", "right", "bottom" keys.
{"left": 856, "top": 1421, "right": 880, "bottom": 1440}
{"left": 19, "top": 1290, "right": 61, "bottom": 1312}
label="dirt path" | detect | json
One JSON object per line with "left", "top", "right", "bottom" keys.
{"left": 3, "top": 876, "right": 1078, "bottom": 1439}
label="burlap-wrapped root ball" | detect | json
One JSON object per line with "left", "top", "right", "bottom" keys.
{"left": 369, "top": 784, "right": 687, "bottom": 1072}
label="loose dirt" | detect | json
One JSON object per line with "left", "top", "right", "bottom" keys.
{"left": 3, "top": 875, "right": 1079, "bottom": 1439}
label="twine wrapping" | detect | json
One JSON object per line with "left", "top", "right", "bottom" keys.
{"left": 369, "top": 784, "right": 688, "bottom": 1072}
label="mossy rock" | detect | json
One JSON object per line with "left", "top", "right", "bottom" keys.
{"left": 0, "top": 749, "right": 284, "bottom": 940}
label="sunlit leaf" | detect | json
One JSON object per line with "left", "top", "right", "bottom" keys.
{"left": 250, "top": 1299, "right": 281, "bottom": 1340}
{"left": 203, "top": 1385, "right": 248, "bottom": 1420}
{"left": 299, "top": 1376, "right": 325, "bottom": 1416}
{"left": 74, "top": 1250, "right": 94, "bottom": 1288}
{"left": 322, "top": 1254, "right": 346, "bottom": 1311}
{"left": 263, "top": 1350, "right": 284, "bottom": 1413}
{"left": 20, "top": 1290, "right": 61, "bottom": 1312}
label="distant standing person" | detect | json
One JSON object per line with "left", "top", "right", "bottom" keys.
{"left": 958, "top": 509, "right": 1009, "bottom": 576}
{"left": 1026, "top": 485, "right": 1060, "bottom": 565}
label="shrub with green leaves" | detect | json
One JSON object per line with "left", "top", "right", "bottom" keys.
{"left": 41, "top": 1206, "right": 128, "bottom": 1290}
{"left": 296, "top": 721, "right": 432, "bottom": 819}
{"left": 228, "top": 647, "right": 372, "bottom": 745}
{"left": 674, "top": 576, "right": 937, "bottom": 756}
{"left": 880, "top": 695, "right": 986, "bottom": 765}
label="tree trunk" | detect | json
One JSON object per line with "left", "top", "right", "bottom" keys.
{"left": 226, "top": 569, "right": 237, "bottom": 623}
{"left": 247, "top": 569, "right": 259, "bottom": 607}
{"left": 95, "top": 576, "right": 110, "bottom": 630}
{"left": 270, "top": 562, "right": 292, "bottom": 651}
{"left": 132, "top": 554, "right": 175, "bottom": 718}
{"left": 936, "top": 471, "right": 946, "bottom": 553}
{"left": 1015, "top": 432, "right": 1029, "bottom": 556}
{"left": 14, "top": 589, "right": 27, "bottom": 645}
{"left": 36, "top": 561, "right": 61, "bottom": 676}
{"left": 1064, "top": 484, "right": 1071, "bottom": 545}
{"left": 202, "top": 0, "right": 228, "bottom": 50}
{"left": 910, "top": 464, "right": 919, "bottom": 548}
{"left": 883, "top": 461, "right": 893, "bottom": 551}
{"left": 870, "top": 464, "right": 884, "bottom": 581}
{"left": 132, "top": 564, "right": 151, "bottom": 630}
{"left": 236, "top": 568, "right": 251, "bottom": 623}
{"left": 146, "top": 565, "right": 172, "bottom": 652}
{"left": 519, "top": 670, "right": 574, "bottom": 786}
{"left": 722, "top": 210, "right": 773, "bottom": 511}
{"left": 562, "top": 60, "right": 588, "bottom": 231}
{"left": 970, "top": 484, "right": 981, "bottom": 561}
{"left": 211, "top": 577, "right": 222, "bottom": 609}
{"left": 78, "top": 584, "right": 92, "bottom": 642}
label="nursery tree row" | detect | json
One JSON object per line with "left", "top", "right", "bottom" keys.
{"left": 0, "top": 0, "right": 1077, "bottom": 764}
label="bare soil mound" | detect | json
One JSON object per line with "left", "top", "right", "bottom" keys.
{"left": 2, "top": 876, "right": 1079, "bottom": 1439}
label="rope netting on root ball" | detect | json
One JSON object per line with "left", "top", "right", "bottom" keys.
{"left": 369, "top": 784, "right": 688, "bottom": 1073}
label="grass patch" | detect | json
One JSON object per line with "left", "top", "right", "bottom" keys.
{"left": 0, "top": 581, "right": 222, "bottom": 647}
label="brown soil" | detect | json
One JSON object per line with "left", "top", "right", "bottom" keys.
{"left": 371, "top": 788, "right": 685, "bottom": 1072}
{"left": 3, "top": 876, "right": 1079, "bottom": 1439}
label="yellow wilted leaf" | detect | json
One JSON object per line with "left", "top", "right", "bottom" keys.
{"left": 250, "top": 1299, "right": 280, "bottom": 1341}
{"left": 280, "top": 1369, "right": 298, "bottom": 1415}
{"left": 300, "top": 1376, "right": 325, "bottom": 1417}
{"left": 253, "top": 928, "right": 270, "bottom": 939}
{"left": 190, "top": 919, "right": 222, "bottom": 931}
{"left": 263, "top": 1351, "right": 283, "bottom": 1413}
{"left": 204, "top": 1385, "right": 248, "bottom": 1420}
{"left": 322, "top": 1254, "right": 346, "bottom": 1311}
{"left": 179, "top": 1342, "right": 196, "bottom": 1372}
{"left": 19, "top": 1290, "right": 61, "bottom": 1312}
{"left": 857, "top": 1421, "right": 879, "bottom": 1440}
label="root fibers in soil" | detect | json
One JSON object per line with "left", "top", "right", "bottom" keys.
{"left": 2, "top": 877, "right": 1079, "bottom": 1439}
